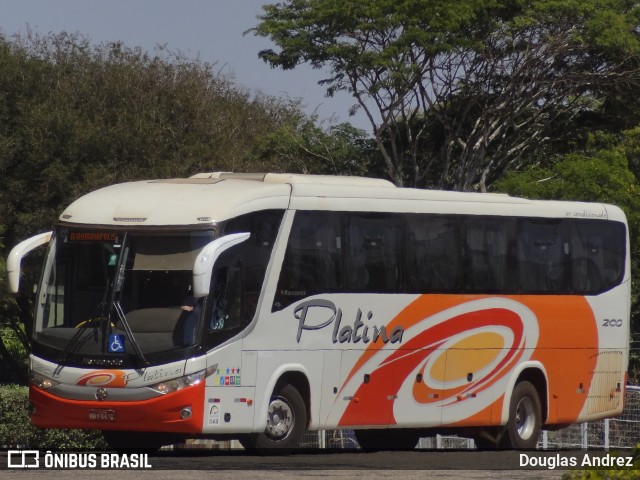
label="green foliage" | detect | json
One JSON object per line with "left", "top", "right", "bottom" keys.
{"left": 495, "top": 129, "right": 640, "bottom": 243}
{"left": 0, "top": 327, "right": 28, "bottom": 383}
{"left": 0, "top": 384, "right": 106, "bottom": 449}
{"left": 494, "top": 144, "right": 640, "bottom": 237}
{"left": 0, "top": 31, "right": 369, "bottom": 368}
{"left": 0, "top": 30, "right": 369, "bottom": 244}
{"left": 0, "top": 30, "right": 372, "bottom": 243}
{"left": 254, "top": 0, "right": 495, "bottom": 72}
{"left": 0, "top": 222, "right": 30, "bottom": 383}
{"left": 0, "top": 32, "right": 299, "bottom": 241}
{"left": 254, "top": 0, "right": 640, "bottom": 190}
{"left": 249, "top": 119, "right": 381, "bottom": 177}
{"left": 561, "top": 446, "right": 640, "bottom": 479}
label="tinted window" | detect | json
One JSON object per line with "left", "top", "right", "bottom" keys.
{"left": 224, "top": 209, "right": 284, "bottom": 316}
{"left": 274, "top": 211, "right": 343, "bottom": 310}
{"left": 465, "top": 216, "right": 515, "bottom": 293}
{"left": 345, "top": 213, "right": 401, "bottom": 292}
{"left": 206, "top": 209, "right": 286, "bottom": 347}
{"left": 205, "top": 251, "right": 246, "bottom": 349}
{"left": 571, "top": 220, "right": 625, "bottom": 294}
{"left": 405, "top": 215, "right": 461, "bottom": 292}
{"left": 209, "top": 262, "right": 244, "bottom": 333}
{"left": 272, "top": 210, "right": 626, "bottom": 306}
{"left": 223, "top": 210, "right": 283, "bottom": 249}
{"left": 517, "top": 219, "right": 570, "bottom": 292}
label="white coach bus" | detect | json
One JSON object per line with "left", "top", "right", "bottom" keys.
{"left": 7, "top": 172, "right": 630, "bottom": 451}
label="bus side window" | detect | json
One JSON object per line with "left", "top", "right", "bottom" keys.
{"left": 518, "top": 219, "right": 569, "bottom": 293}
{"left": 273, "top": 211, "right": 343, "bottom": 311}
{"left": 464, "top": 217, "right": 515, "bottom": 293}
{"left": 405, "top": 215, "right": 461, "bottom": 292}
{"left": 223, "top": 209, "right": 284, "bottom": 317}
{"left": 209, "top": 261, "right": 244, "bottom": 334}
{"left": 345, "top": 223, "right": 370, "bottom": 290}
{"left": 572, "top": 220, "right": 625, "bottom": 294}
{"left": 345, "top": 213, "right": 401, "bottom": 293}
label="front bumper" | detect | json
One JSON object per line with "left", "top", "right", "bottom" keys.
{"left": 29, "top": 382, "right": 205, "bottom": 433}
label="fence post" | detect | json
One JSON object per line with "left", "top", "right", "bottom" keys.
{"left": 542, "top": 430, "right": 548, "bottom": 450}
{"left": 581, "top": 422, "right": 588, "bottom": 450}
{"left": 604, "top": 419, "right": 609, "bottom": 451}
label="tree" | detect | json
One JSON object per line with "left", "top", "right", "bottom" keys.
{"left": 249, "top": 118, "right": 381, "bottom": 177}
{"left": 252, "top": 0, "right": 640, "bottom": 190}
{"left": 0, "top": 31, "right": 358, "bottom": 380}
{"left": 494, "top": 135, "right": 640, "bottom": 237}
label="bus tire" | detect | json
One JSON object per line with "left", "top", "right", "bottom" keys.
{"left": 355, "top": 428, "right": 420, "bottom": 451}
{"left": 240, "top": 383, "right": 307, "bottom": 453}
{"left": 503, "top": 381, "right": 542, "bottom": 449}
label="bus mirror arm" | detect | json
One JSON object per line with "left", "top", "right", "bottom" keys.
{"left": 192, "top": 232, "right": 250, "bottom": 297}
{"left": 7, "top": 231, "right": 53, "bottom": 293}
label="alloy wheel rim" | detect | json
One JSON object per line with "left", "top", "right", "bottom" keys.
{"left": 515, "top": 396, "right": 535, "bottom": 440}
{"left": 265, "top": 396, "right": 294, "bottom": 441}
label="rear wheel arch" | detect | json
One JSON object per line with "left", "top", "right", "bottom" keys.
{"left": 474, "top": 364, "right": 548, "bottom": 449}
{"left": 515, "top": 368, "right": 548, "bottom": 426}
{"left": 501, "top": 362, "right": 549, "bottom": 425}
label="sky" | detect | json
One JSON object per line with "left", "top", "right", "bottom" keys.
{"left": 0, "top": 0, "right": 370, "bottom": 132}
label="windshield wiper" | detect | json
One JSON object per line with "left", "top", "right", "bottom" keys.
{"left": 56, "top": 313, "right": 104, "bottom": 370}
{"left": 113, "top": 301, "right": 148, "bottom": 367}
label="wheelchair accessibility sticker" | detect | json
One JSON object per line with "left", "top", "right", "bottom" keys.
{"left": 108, "top": 334, "right": 125, "bottom": 353}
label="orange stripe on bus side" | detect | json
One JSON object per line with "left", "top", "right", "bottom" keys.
{"left": 338, "top": 294, "right": 598, "bottom": 427}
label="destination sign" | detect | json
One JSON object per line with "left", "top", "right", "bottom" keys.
{"left": 68, "top": 231, "right": 119, "bottom": 243}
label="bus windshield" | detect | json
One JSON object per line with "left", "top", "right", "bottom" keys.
{"left": 33, "top": 228, "right": 215, "bottom": 367}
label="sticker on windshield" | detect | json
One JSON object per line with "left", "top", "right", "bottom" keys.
{"left": 108, "top": 334, "right": 125, "bottom": 353}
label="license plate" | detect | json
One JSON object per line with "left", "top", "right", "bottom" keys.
{"left": 88, "top": 409, "right": 117, "bottom": 422}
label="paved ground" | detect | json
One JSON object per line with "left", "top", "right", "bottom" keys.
{"left": 0, "top": 449, "right": 605, "bottom": 479}
{"left": 0, "top": 470, "right": 563, "bottom": 480}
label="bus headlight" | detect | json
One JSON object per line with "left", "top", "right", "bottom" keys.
{"left": 149, "top": 366, "right": 216, "bottom": 395}
{"left": 30, "top": 371, "right": 60, "bottom": 390}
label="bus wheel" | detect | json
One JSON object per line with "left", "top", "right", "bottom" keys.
{"left": 355, "top": 428, "right": 420, "bottom": 451}
{"left": 503, "top": 381, "right": 542, "bottom": 449}
{"left": 241, "top": 383, "right": 307, "bottom": 453}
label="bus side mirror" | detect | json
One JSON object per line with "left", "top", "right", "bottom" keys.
{"left": 7, "top": 231, "right": 53, "bottom": 293}
{"left": 192, "top": 232, "right": 250, "bottom": 298}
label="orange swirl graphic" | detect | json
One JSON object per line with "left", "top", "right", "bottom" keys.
{"left": 339, "top": 301, "right": 532, "bottom": 426}
{"left": 76, "top": 370, "right": 128, "bottom": 387}
{"left": 338, "top": 294, "right": 598, "bottom": 428}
